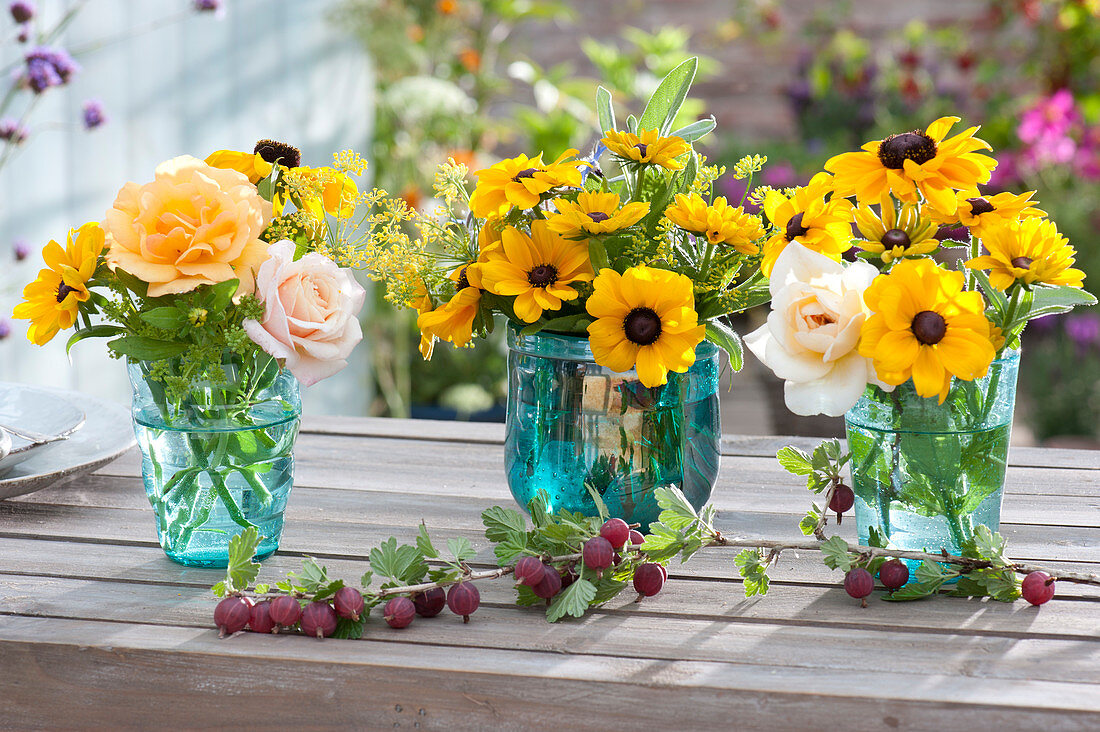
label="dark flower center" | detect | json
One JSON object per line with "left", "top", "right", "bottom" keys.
{"left": 623, "top": 307, "right": 662, "bottom": 346}
{"left": 633, "top": 143, "right": 648, "bottom": 158}
{"left": 513, "top": 167, "right": 539, "bottom": 180}
{"left": 254, "top": 139, "right": 301, "bottom": 168}
{"left": 55, "top": 283, "right": 78, "bottom": 303}
{"left": 1011, "top": 256, "right": 1034, "bottom": 270}
{"left": 587, "top": 211, "right": 611, "bottom": 223}
{"left": 527, "top": 264, "right": 558, "bottom": 287}
{"left": 881, "top": 228, "right": 911, "bottom": 249}
{"left": 966, "top": 197, "right": 995, "bottom": 216}
{"left": 785, "top": 212, "right": 809, "bottom": 241}
{"left": 455, "top": 266, "right": 471, "bottom": 291}
{"left": 877, "top": 131, "right": 937, "bottom": 170}
{"left": 912, "top": 310, "right": 947, "bottom": 345}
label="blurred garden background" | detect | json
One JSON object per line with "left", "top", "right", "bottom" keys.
{"left": 1, "top": 0, "right": 1098, "bottom": 445}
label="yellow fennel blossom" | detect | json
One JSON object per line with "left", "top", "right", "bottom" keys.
{"left": 468, "top": 150, "right": 583, "bottom": 217}
{"left": 13, "top": 222, "right": 105, "bottom": 346}
{"left": 664, "top": 192, "right": 764, "bottom": 255}
{"left": 966, "top": 218, "right": 1084, "bottom": 290}
{"left": 478, "top": 220, "right": 594, "bottom": 323}
{"left": 854, "top": 195, "right": 940, "bottom": 263}
{"left": 585, "top": 265, "right": 706, "bottom": 388}
{"left": 928, "top": 189, "right": 1046, "bottom": 239}
{"left": 601, "top": 128, "right": 691, "bottom": 170}
{"left": 859, "top": 258, "right": 996, "bottom": 402}
{"left": 545, "top": 191, "right": 650, "bottom": 238}
{"left": 417, "top": 287, "right": 482, "bottom": 350}
{"left": 825, "top": 116, "right": 997, "bottom": 214}
{"left": 760, "top": 172, "right": 854, "bottom": 275}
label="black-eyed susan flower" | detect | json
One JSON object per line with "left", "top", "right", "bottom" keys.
{"left": 664, "top": 192, "right": 764, "bottom": 255}
{"left": 410, "top": 280, "right": 436, "bottom": 359}
{"left": 478, "top": 220, "right": 594, "bottom": 323}
{"left": 602, "top": 128, "right": 690, "bottom": 170}
{"left": 477, "top": 216, "right": 504, "bottom": 259}
{"left": 545, "top": 191, "right": 650, "bottom": 238}
{"left": 585, "top": 265, "right": 707, "bottom": 388}
{"left": 853, "top": 195, "right": 940, "bottom": 263}
{"left": 825, "top": 116, "right": 997, "bottom": 214}
{"left": 859, "top": 258, "right": 996, "bottom": 402}
{"left": 927, "top": 189, "right": 1046, "bottom": 240}
{"left": 760, "top": 172, "right": 854, "bottom": 275}
{"left": 13, "top": 222, "right": 105, "bottom": 346}
{"left": 965, "top": 218, "right": 1084, "bottom": 290}
{"left": 205, "top": 149, "right": 273, "bottom": 184}
{"left": 468, "top": 150, "right": 583, "bottom": 218}
{"left": 417, "top": 286, "right": 482, "bottom": 350}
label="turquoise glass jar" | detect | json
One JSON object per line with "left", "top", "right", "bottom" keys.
{"left": 128, "top": 355, "right": 301, "bottom": 567}
{"left": 505, "top": 324, "right": 721, "bottom": 528}
{"left": 845, "top": 351, "right": 1020, "bottom": 562}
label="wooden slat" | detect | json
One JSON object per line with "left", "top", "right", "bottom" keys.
{"left": 2, "top": 617, "right": 1099, "bottom": 731}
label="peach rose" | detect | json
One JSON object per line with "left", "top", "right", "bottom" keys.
{"left": 104, "top": 155, "right": 273, "bottom": 297}
{"left": 243, "top": 240, "right": 366, "bottom": 386}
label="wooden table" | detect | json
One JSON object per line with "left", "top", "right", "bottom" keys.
{"left": 1, "top": 417, "right": 1098, "bottom": 730}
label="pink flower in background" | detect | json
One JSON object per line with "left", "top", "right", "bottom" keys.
{"left": 1074, "top": 126, "right": 1100, "bottom": 182}
{"left": 1018, "top": 89, "right": 1080, "bottom": 144}
{"left": 986, "top": 149, "right": 1022, "bottom": 189}
{"left": 244, "top": 240, "right": 366, "bottom": 387}
{"left": 761, "top": 161, "right": 799, "bottom": 188}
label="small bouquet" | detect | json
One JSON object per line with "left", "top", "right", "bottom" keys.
{"left": 11, "top": 140, "right": 370, "bottom": 563}
{"left": 746, "top": 117, "right": 1095, "bottom": 417}
{"left": 745, "top": 117, "right": 1096, "bottom": 554}
{"left": 362, "top": 58, "right": 771, "bottom": 387}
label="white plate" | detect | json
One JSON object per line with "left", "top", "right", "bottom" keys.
{"left": 0, "top": 383, "right": 135, "bottom": 500}
{"left": 0, "top": 384, "right": 86, "bottom": 477}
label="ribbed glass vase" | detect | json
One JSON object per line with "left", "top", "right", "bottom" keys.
{"left": 128, "top": 354, "right": 301, "bottom": 567}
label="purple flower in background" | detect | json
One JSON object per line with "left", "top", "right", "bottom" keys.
{"left": 1018, "top": 89, "right": 1080, "bottom": 145}
{"left": 0, "top": 320, "right": 10, "bottom": 340}
{"left": 1030, "top": 313, "right": 1059, "bottom": 335}
{"left": 9, "top": 1, "right": 34, "bottom": 23}
{"left": 13, "top": 239, "right": 30, "bottom": 261}
{"left": 16, "top": 22, "right": 29, "bottom": 43}
{"left": 21, "top": 46, "right": 79, "bottom": 94}
{"left": 0, "top": 117, "right": 28, "bottom": 144}
{"left": 934, "top": 223, "right": 970, "bottom": 244}
{"left": 81, "top": 99, "right": 106, "bottom": 130}
{"left": 579, "top": 141, "right": 606, "bottom": 185}
{"left": 987, "top": 149, "right": 1022, "bottom": 189}
{"left": 1065, "top": 313, "right": 1100, "bottom": 350}
{"left": 761, "top": 161, "right": 799, "bottom": 188}
{"left": 193, "top": 0, "right": 221, "bottom": 11}
{"left": 718, "top": 176, "right": 760, "bottom": 214}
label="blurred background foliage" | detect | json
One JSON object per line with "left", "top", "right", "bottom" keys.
{"left": 332, "top": 0, "right": 1100, "bottom": 442}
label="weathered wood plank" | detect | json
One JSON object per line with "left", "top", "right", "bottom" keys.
{"left": 3, "top": 494, "right": 1098, "bottom": 568}
{"left": 1, "top": 617, "right": 1099, "bottom": 731}
{"left": 1, "top": 574, "right": 1098, "bottom": 686}
{"left": 297, "top": 416, "right": 1100, "bottom": 470}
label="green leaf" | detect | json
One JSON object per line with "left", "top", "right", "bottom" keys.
{"left": 369, "top": 538, "right": 429, "bottom": 585}
{"left": 546, "top": 578, "right": 598, "bottom": 622}
{"left": 139, "top": 306, "right": 186, "bottom": 330}
{"left": 866, "top": 526, "right": 889, "bottom": 549}
{"left": 671, "top": 116, "right": 716, "bottom": 142}
{"left": 482, "top": 506, "right": 528, "bottom": 543}
{"left": 588, "top": 238, "right": 610, "bottom": 272}
{"left": 447, "top": 536, "right": 477, "bottom": 562}
{"left": 654, "top": 486, "right": 698, "bottom": 520}
{"left": 704, "top": 319, "right": 744, "bottom": 371}
{"left": 625, "top": 114, "right": 638, "bottom": 134}
{"left": 584, "top": 480, "right": 610, "bottom": 523}
{"left": 881, "top": 579, "right": 942, "bottom": 602}
{"left": 493, "top": 532, "right": 528, "bottom": 565}
{"left": 416, "top": 522, "right": 440, "bottom": 559}
{"left": 776, "top": 446, "right": 814, "bottom": 476}
{"left": 255, "top": 584, "right": 270, "bottom": 594}
{"left": 799, "top": 508, "right": 820, "bottom": 536}
{"left": 596, "top": 85, "right": 615, "bottom": 133}
{"left": 222, "top": 527, "right": 261, "bottom": 593}
{"left": 527, "top": 490, "right": 553, "bottom": 529}
{"left": 332, "top": 617, "right": 364, "bottom": 640}
{"left": 637, "top": 57, "right": 698, "bottom": 136}
{"left": 820, "top": 536, "right": 855, "bottom": 572}
{"left": 113, "top": 268, "right": 149, "bottom": 297}
{"left": 66, "top": 325, "right": 125, "bottom": 355}
{"left": 734, "top": 549, "right": 770, "bottom": 597}
{"left": 1020, "top": 284, "right": 1097, "bottom": 320}
{"left": 211, "top": 581, "right": 227, "bottom": 598}
{"left": 915, "top": 560, "right": 957, "bottom": 584}
{"left": 202, "top": 279, "right": 240, "bottom": 311}
{"left": 108, "top": 335, "right": 189, "bottom": 362}
{"left": 288, "top": 557, "right": 329, "bottom": 592}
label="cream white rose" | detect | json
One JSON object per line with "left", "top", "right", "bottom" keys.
{"left": 745, "top": 242, "right": 886, "bottom": 417}
{"left": 244, "top": 240, "right": 366, "bottom": 387}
